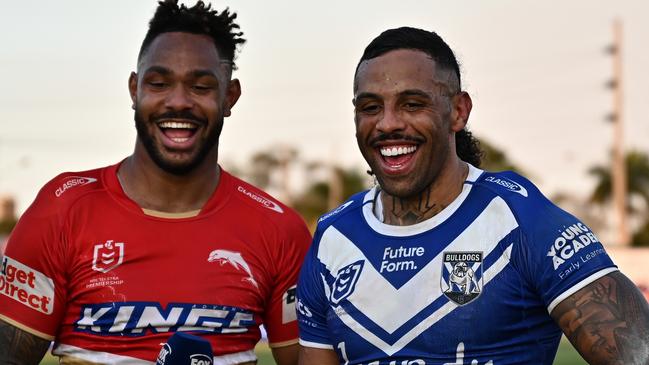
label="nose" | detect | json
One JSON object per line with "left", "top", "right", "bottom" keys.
{"left": 164, "top": 85, "right": 194, "bottom": 110}
{"left": 375, "top": 107, "right": 406, "bottom": 134}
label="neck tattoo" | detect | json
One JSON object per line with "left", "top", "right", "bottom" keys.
{"left": 374, "top": 188, "right": 446, "bottom": 226}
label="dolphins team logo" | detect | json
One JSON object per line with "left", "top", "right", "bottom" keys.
{"left": 208, "top": 249, "right": 259, "bottom": 288}
{"left": 441, "top": 251, "right": 483, "bottom": 305}
{"left": 330, "top": 260, "right": 364, "bottom": 305}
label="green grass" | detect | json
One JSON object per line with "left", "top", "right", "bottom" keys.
{"left": 41, "top": 337, "right": 586, "bottom": 364}
{"left": 553, "top": 337, "right": 588, "bottom": 365}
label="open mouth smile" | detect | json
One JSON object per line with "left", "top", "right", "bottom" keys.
{"left": 157, "top": 120, "right": 200, "bottom": 147}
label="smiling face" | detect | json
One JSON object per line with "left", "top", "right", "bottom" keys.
{"left": 129, "top": 32, "right": 240, "bottom": 175}
{"left": 354, "top": 49, "right": 468, "bottom": 198}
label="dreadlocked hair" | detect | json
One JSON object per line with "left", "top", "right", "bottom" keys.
{"left": 356, "top": 27, "right": 483, "bottom": 167}
{"left": 456, "top": 129, "right": 483, "bottom": 167}
{"left": 138, "top": 0, "right": 246, "bottom": 69}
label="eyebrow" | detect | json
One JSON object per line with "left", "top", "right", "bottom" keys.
{"left": 191, "top": 69, "right": 218, "bottom": 79}
{"left": 143, "top": 65, "right": 171, "bottom": 76}
{"left": 400, "top": 89, "right": 434, "bottom": 99}
{"left": 354, "top": 89, "right": 434, "bottom": 101}
{"left": 354, "top": 92, "right": 381, "bottom": 101}
{"left": 143, "top": 66, "right": 219, "bottom": 80}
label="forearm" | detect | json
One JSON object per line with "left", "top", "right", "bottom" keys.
{"left": 298, "top": 345, "right": 339, "bottom": 365}
{"left": 551, "top": 271, "right": 649, "bottom": 365}
{"left": 271, "top": 343, "right": 299, "bottom": 365}
{"left": 0, "top": 319, "right": 50, "bottom": 365}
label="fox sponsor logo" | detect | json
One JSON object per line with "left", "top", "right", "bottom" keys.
{"left": 92, "top": 240, "right": 124, "bottom": 273}
{"left": 75, "top": 302, "right": 255, "bottom": 336}
{"left": 330, "top": 260, "right": 364, "bottom": 305}
{"left": 55, "top": 176, "right": 97, "bottom": 197}
{"left": 0, "top": 256, "right": 54, "bottom": 314}
{"left": 236, "top": 186, "right": 283, "bottom": 213}
{"left": 441, "top": 252, "right": 483, "bottom": 305}
{"left": 318, "top": 201, "right": 354, "bottom": 223}
{"left": 547, "top": 223, "right": 600, "bottom": 270}
{"left": 282, "top": 285, "right": 297, "bottom": 323}
{"left": 484, "top": 176, "right": 528, "bottom": 197}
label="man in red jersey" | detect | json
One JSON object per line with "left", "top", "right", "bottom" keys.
{"left": 0, "top": 1, "right": 311, "bottom": 364}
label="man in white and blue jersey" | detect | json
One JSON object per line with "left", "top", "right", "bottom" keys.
{"left": 296, "top": 27, "right": 649, "bottom": 365}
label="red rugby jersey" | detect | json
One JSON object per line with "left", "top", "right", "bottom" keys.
{"left": 0, "top": 163, "right": 311, "bottom": 364}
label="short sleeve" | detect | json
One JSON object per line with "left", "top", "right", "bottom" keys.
{"left": 296, "top": 229, "right": 334, "bottom": 349}
{"left": 261, "top": 213, "right": 312, "bottom": 347}
{"left": 514, "top": 193, "right": 617, "bottom": 313}
{"left": 0, "top": 186, "right": 69, "bottom": 339}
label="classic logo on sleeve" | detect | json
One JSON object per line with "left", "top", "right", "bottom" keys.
{"left": 55, "top": 176, "right": 97, "bottom": 197}
{"left": 484, "top": 176, "right": 528, "bottom": 197}
{"left": 441, "top": 252, "right": 483, "bottom": 305}
{"left": 236, "top": 186, "right": 284, "bottom": 213}
{"left": 318, "top": 201, "right": 354, "bottom": 223}
{"left": 0, "top": 256, "right": 54, "bottom": 314}
{"left": 330, "top": 260, "right": 364, "bottom": 305}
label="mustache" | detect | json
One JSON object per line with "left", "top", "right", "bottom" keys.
{"left": 151, "top": 111, "right": 207, "bottom": 126}
{"left": 369, "top": 132, "right": 425, "bottom": 146}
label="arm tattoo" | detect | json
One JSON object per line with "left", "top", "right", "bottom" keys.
{"left": 551, "top": 271, "right": 649, "bottom": 365}
{"left": 0, "top": 320, "right": 50, "bottom": 365}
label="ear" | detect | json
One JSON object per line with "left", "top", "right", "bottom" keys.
{"left": 128, "top": 72, "right": 138, "bottom": 110}
{"left": 450, "top": 91, "right": 472, "bottom": 132}
{"left": 223, "top": 78, "right": 241, "bottom": 117}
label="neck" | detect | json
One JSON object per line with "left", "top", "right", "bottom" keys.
{"left": 117, "top": 144, "right": 220, "bottom": 213}
{"left": 380, "top": 159, "right": 468, "bottom": 226}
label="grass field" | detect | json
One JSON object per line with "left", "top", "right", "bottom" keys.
{"left": 40, "top": 337, "right": 586, "bottom": 364}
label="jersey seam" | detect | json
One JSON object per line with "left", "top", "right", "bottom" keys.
{"left": 470, "top": 180, "right": 531, "bottom": 287}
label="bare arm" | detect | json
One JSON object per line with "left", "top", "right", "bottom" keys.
{"left": 298, "top": 345, "right": 339, "bottom": 365}
{"left": 271, "top": 343, "right": 299, "bottom": 365}
{"left": 551, "top": 271, "right": 649, "bottom": 365}
{"left": 0, "top": 319, "right": 50, "bottom": 365}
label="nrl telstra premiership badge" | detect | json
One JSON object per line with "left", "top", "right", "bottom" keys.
{"left": 441, "top": 251, "right": 483, "bottom": 305}
{"left": 330, "top": 260, "right": 364, "bottom": 305}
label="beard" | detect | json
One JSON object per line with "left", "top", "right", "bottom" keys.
{"left": 134, "top": 107, "right": 223, "bottom": 175}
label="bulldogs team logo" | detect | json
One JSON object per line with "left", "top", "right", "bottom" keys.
{"left": 330, "top": 260, "right": 364, "bottom": 305}
{"left": 92, "top": 240, "right": 125, "bottom": 273}
{"left": 441, "top": 251, "right": 483, "bottom": 305}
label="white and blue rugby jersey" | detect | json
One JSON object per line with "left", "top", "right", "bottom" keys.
{"left": 297, "top": 165, "right": 617, "bottom": 365}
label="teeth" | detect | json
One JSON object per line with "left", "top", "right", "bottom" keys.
{"left": 380, "top": 145, "right": 417, "bottom": 157}
{"left": 158, "top": 121, "right": 196, "bottom": 129}
{"left": 171, "top": 137, "right": 189, "bottom": 143}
